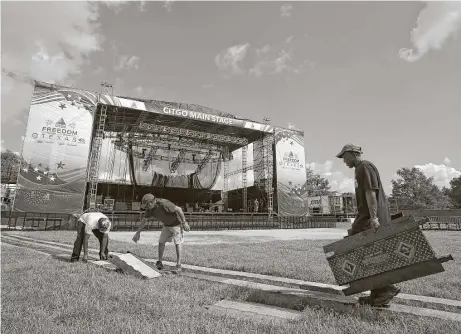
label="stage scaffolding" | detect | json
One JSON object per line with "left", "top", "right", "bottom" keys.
{"left": 87, "top": 83, "right": 280, "bottom": 212}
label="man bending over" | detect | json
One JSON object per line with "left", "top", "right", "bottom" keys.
{"left": 71, "top": 212, "right": 111, "bottom": 262}
{"left": 132, "top": 193, "right": 190, "bottom": 272}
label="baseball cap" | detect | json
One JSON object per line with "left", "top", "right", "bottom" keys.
{"left": 141, "top": 193, "right": 155, "bottom": 209}
{"left": 336, "top": 144, "right": 362, "bottom": 158}
{"left": 98, "top": 218, "right": 110, "bottom": 232}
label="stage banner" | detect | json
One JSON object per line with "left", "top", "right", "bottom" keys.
{"left": 13, "top": 82, "right": 96, "bottom": 214}
{"left": 274, "top": 128, "right": 309, "bottom": 216}
{"left": 98, "top": 96, "right": 274, "bottom": 133}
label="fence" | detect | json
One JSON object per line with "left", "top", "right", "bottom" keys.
{"left": 420, "top": 216, "right": 461, "bottom": 231}
{"left": 1, "top": 211, "right": 338, "bottom": 231}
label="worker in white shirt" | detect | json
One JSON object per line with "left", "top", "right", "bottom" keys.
{"left": 71, "top": 212, "right": 112, "bottom": 262}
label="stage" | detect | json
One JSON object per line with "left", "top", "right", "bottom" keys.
{"left": 12, "top": 81, "right": 310, "bottom": 217}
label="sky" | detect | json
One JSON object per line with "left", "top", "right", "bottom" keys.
{"left": 1, "top": 0, "right": 460, "bottom": 195}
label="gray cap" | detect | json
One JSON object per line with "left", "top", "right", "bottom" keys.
{"left": 336, "top": 144, "right": 362, "bottom": 158}
{"left": 141, "top": 193, "right": 155, "bottom": 209}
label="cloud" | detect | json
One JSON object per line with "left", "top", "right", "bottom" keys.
{"left": 139, "top": 1, "right": 148, "bottom": 12}
{"left": 164, "top": 0, "right": 174, "bottom": 12}
{"left": 280, "top": 4, "right": 293, "bottom": 17}
{"left": 114, "top": 55, "right": 140, "bottom": 71}
{"left": 1, "top": 1, "right": 110, "bottom": 151}
{"left": 285, "top": 36, "right": 294, "bottom": 44}
{"left": 399, "top": 1, "right": 461, "bottom": 62}
{"left": 215, "top": 43, "right": 250, "bottom": 77}
{"left": 307, "top": 160, "right": 355, "bottom": 193}
{"left": 415, "top": 162, "right": 461, "bottom": 188}
{"left": 444, "top": 157, "right": 452, "bottom": 165}
{"left": 250, "top": 49, "right": 301, "bottom": 77}
{"left": 256, "top": 45, "right": 271, "bottom": 57}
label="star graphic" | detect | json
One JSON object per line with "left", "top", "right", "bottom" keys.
{"left": 71, "top": 100, "right": 76, "bottom": 106}
{"left": 22, "top": 167, "right": 28, "bottom": 172}
{"left": 59, "top": 103, "right": 66, "bottom": 110}
{"left": 44, "top": 171, "right": 48, "bottom": 175}
{"left": 67, "top": 94, "right": 72, "bottom": 99}
{"left": 290, "top": 141, "right": 294, "bottom": 145}
{"left": 38, "top": 163, "right": 42, "bottom": 167}
{"left": 45, "top": 166, "right": 50, "bottom": 171}
{"left": 46, "top": 120, "right": 53, "bottom": 126}
{"left": 49, "top": 176, "right": 55, "bottom": 181}
{"left": 57, "top": 161, "right": 65, "bottom": 169}
{"left": 36, "top": 175, "right": 42, "bottom": 180}
{"left": 34, "top": 167, "right": 39, "bottom": 172}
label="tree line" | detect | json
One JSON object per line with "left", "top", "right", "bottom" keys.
{"left": 1, "top": 149, "right": 460, "bottom": 209}
{"left": 304, "top": 166, "right": 461, "bottom": 210}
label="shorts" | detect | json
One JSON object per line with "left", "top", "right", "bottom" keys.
{"left": 158, "top": 225, "right": 183, "bottom": 245}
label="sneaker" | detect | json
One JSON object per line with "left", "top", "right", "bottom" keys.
{"left": 372, "top": 286, "right": 401, "bottom": 307}
{"left": 156, "top": 261, "right": 164, "bottom": 270}
{"left": 70, "top": 257, "right": 79, "bottom": 263}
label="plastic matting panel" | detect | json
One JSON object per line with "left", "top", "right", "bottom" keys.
{"left": 327, "top": 228, "right": 436, "bottom": 285}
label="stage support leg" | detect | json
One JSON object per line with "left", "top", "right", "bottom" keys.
{"left": 88, "top": 104, "right": 108, "bottom": 210}
{"left": 263, "top": 134, "right": 274, "bottom": 216}
{"left": 242, "top": 145, "right": 248, "bottom": 212}
{"left": 222, "top": 148, "right": 229, "bottom": 212}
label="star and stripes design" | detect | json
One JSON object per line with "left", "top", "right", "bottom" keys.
{"left": 31, "top": 87, "right": 97, "bottom": 112}
{"left": 289, "top": 181, "right": 309, "bottom": 197}
{"left": 20, "top": 161, "right": 67, "bottom": 186}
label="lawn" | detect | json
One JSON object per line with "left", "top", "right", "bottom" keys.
{"left": 4, "top": 229, "right": 461, "bottom": 301}
{"left": 2, "top": 243, "right": 461, "bottom": 334}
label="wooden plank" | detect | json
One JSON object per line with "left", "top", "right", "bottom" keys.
{"left": 183, "top": 272, "right": 358, "bottom": 314}
{"left": 343, "top": 259, "right": 445, "bottom": 296}
{"left": 145, "top": 258, "right": 461, "bottom": 308}
{"left": 361, "top": 291, "right": 461, "bottom": 308}
{"left": 386, "top": 303, "right": 461, "bottom": 322}
{"left": 144, "top": 259, "right": 344, "bottom": 295}
{"left": 323, "top": 216, "right": 420, "bottom": 254}
{"left": 206, "top": 299, "right": 301, "bottom": 320}
{"left": 183, "top": 272, "right": 461, "bottom": 322}
{"left": 1, "top": 236, "right": 115, "bottom": 262}
{"left": 3, "top": 234, "right": 123, "bottom": 257}
{"left": 109, "top": 253, "right": 162, "bottom": 279}
{"left": 1, "top": 241, "right": 53, "bottom": 256}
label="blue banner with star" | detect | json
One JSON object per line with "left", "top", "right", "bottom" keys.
{"left": 274, "top": 128, "right": 309, "bottom": 216}
{"left": 12, "top": 82, "right": 95, "bottom": 214}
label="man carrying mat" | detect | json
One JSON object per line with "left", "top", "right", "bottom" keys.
{"left": 336, "top": 144, "right": 401, "bottom": 307}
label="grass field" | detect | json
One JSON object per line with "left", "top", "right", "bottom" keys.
{"left": 3, "top": 229, "right": 461, "bottom": 333}
{"left": 4, "top": 229, "right": 461, "bottom": 300}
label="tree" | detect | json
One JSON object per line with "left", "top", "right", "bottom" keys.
{"left": 444, "top": 175, "right": 461, "bottom": 208}
{"left": 304, "top": 168, "right": 331, "bottom": 196}
{"left": 390, "top": 167, "right": 450, "bottom": 210}
{"left": 1, "top": 150, "right": 20, "bottom": 184}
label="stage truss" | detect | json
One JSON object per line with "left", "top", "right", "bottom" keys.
{"left": 86, "top": 84, "right": 276, "bottom": 213}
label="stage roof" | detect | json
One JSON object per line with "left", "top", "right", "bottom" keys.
{"left": 96, "top": 103, "right": 272, "bottom": 152}
{"left": 33, "top": 80, "right": 304, "bottom": 152}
